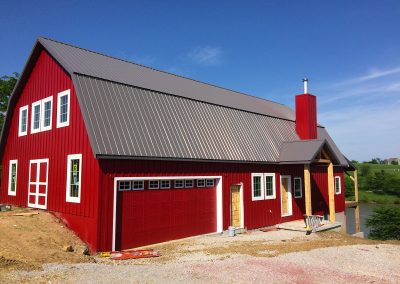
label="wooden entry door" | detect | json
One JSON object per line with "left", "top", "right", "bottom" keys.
{"left": 230, "top": 185, "right": 242, "bottom": 228}
{"left": 280, "top": 176, "right": 292, "bottom": 217}
{"left": 28, "top": 159, "right": 49, "bottom": 209}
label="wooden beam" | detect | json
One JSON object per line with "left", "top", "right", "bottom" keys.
{"left": 304, "top": 164, "right": 312, "bottom": 216}
{"left": 327, "top": 163, "right": 336, "bottom": 222}
{"left": 354, "top": 170, "right": 360, "bottom": 233}
{"left": 313, "top": 158, "right": 331, "bottom": 164}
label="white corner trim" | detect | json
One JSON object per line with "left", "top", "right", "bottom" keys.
{"left": 112, "top": 175, "right": 223, "bottom": 251}
{"left": 8, "top": 160, "right": 18, "bottom": 196}
{"left": 56, "top": 89, "right": 71, "bottom": 128}
{"left": 18, "top": 106, "right": 29, "bottom": 137}
{"left": 65, "top": 154, "right": 82, "bottom": 203}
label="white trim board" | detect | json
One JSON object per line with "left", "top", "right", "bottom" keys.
{"left": 112, "top": 175, "right": 223, "bottom": 251}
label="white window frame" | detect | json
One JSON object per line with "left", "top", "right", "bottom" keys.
{"left": 57, "top": 89, "right": 71, "bottom": 128}
{"left": 174, "top": 180, "right": 184, "bottom": 188}
{"left": 335, "top": 176, "right": 341, "bottom": 194}
{"left": 8, "top": 160, "right": 18, "bottom": 196}
{"left": 18, "top": 105, "right": 29, "bottom": 136}
{"left": 264, "top": 173, "right": 276, "bottom": 200}
{"left": 66, "top": 154, "right": 82, "bottom": 203}
{"left": 160, "top": 180, "right": 171, "bottom": 189}
{"left": 197, "top": 179, "right": 205, "bottom": 187}
{"left": 294, "top": 177, "right": 302, "bottom": 198}
{"left": 118, "top": 181, "right": 131, "bottom": 191}
{"left": 149, "top": 180, "right": 159, "bottom": 189}
{"left": 206, "top": 179, "right": 215, "bottom": 187}
{"left": 251, "top": 173, "right": 264, "bottom": 201}
{"left": 185, "top": 180, "right": 194, "bottom": 188}
{"left": 31, "top": 101, "right": 41, "bottom": 134}
{"left": 41, "top": 96, "right": 53, "bottom": 131}
{"left": 132, "top": 180, "right": 144, "bottom": 190}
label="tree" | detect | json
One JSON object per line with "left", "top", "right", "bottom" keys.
{"left": 370, "top": 158, "right": 382, "bottom": 164}
{"left": 0, "top": 73, "right": 19, "bottom": 132}
{"left": 360, "top": 164, "right": 371, "bottom": 177}
{"left": 366, "top": 206, "right": 400, "bottom": 240}
{"left": 344, "top": 174, "right": 354, "bottom": 198}
{"left": 391, "top": 160, "right": 399, "bottom": 165}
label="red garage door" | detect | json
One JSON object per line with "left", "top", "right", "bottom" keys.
{"left": 115, "top": 179, "right": 217, "bottom": 250}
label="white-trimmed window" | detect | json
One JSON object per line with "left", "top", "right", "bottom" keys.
{"left": 118, "top": 181, "right": 131, "bottom": 191}
{"left": 149, "top": 180, "right": 159, "bottom": 189}
{"left": 18, "top": 106, "right": 28, "bottom": 136}
{"left": 66, "top": 154, "right": 82, "bottom": 203}
{"left": 175, "top": 180, "right": 184, "bottom": 188}
{"left": 197, "top": 179, "right": 205, "bottom": 187}
{"left": 335, "top": 176, "right": 341, "bottom": 194}
{"left": 160, "top": 180, "right": 170, "bottom": 189}
{"left": 294, "top": 177, "right": 302, "bottom": 198}
{"left": 8, "top": 160, "right": 17, "bottom": 196}
{"left": 264, "top": 173, "right": 276, "bottom": 199}
{"left": 57, "top": 89, "right": 70, "bottom": 128}
{"left": 41, "top": 96, "right": 53, "bottom": 131}
{"left": 185, "top": 180, "right": 194, "bottom": 188}
{"left": 31, "top": 101, "right": 41, "bottom": 134}
{"left": 132, "top": 180, "right": 144, "bottom": 190}
{"left": 206, "top": 179, "right": 215, "bottom": 187}
{"left": 252, "top": 173, "right": 264, "bottom": 201}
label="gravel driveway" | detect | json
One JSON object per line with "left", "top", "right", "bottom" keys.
{"left": 5, "top": 230, "right": 400, "bottom": 283}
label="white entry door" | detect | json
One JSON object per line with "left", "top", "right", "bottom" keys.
{"left": 28, "top": 159, "right": 49, "bottom": 209}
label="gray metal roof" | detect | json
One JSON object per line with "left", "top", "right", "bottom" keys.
{"left": 38, "top": 37, "right": 295, "bottom": 121}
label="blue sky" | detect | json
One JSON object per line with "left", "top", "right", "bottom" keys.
{"left": 1, "top": 0, "right": 399, "bottom": 161}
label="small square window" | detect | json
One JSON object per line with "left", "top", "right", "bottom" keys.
{"left": 185, "top": 180, "right": 194, "bottom": 188}
{"left": 160, "top": 180, "right": 170, "bottom": 189}
{"left": 206, "top": 179, "right": 214, "bottom": 187}
{"left": 118, "top": 181, "right": 131, "bottom": 191}
{"left": 197, "top": 179, "right": 205, "bottom": 187}
{"left": 175, "top": 180, "right": 184, "bottom": 188}
{"left": 132, "top": 180, "right": 144, "bottom": 190}
{"left": 149, "top": 180, "right": 159, "bottom": 189}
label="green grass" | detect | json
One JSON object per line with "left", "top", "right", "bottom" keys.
{"left": 350, "top": 191, "right": 400, "bottom": 204}
{"left": 367, "top": 163, "right": 400, "bottom": 176}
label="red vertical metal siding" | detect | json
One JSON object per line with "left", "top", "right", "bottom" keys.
{"left": 295, "top": 94, "right": 317, "bottom": 139}
{"left": 0, "top": 50, "right": 101, "bottom": 251}
{"left": 334, "top": 167, "right": 345, "bottom": 213}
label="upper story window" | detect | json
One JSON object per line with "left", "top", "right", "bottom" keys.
{"left": 66, "top": 154, "right": 82, "bottom": 203}
{"left": 175, "top": 180, "right": 184, "bottom": 188}
{"left": 335, "top": 176, "right": 341, "bottom": 194}
{"left": 294, "top": 177, "right": 302, "bottom": 198}
{"left": 18, "top": 106, "right": 28, "bottom": 136}
{"left": 252, "top": 173, "right": 276, "bottom": 201}
{"left": 31, "top": 96, "right": 53, "bottom": 134}
{"left": 206, "top": 179, "right": 215, "bottom": 187}
{"left": 57, "top": 89, "right": 70, "bottom": 128}
{"left": 8, "top": 160, "right": 17, "bottom": 196}
{"left": 31, "top": 101, "right": 41, "bottom": 133}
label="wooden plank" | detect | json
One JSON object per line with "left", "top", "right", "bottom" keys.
{"left": 304, "top": 164, "right": 312, "bottom": 215}
{"left": 354, "top": 170, "right": 360, "bottom": 233}
{"left": 345, "top": 201, "right": 358, "bottom": 208}
{"left": 327, "top": 163, "right": 336, "bottom": 222}
{"left": 313, "top": 158, "right": 331, "bottom": 164}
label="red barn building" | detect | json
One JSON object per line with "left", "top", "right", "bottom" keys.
{"left": 0, "top": 38, "right": 351, "bottom": 252}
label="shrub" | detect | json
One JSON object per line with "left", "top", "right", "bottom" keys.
{"left": 366, "top": 206, "right": 400, "bottom": 240}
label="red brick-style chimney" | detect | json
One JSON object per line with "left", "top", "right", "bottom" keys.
{"left": 295, "top": 78, "right": 317, "bottom": 140}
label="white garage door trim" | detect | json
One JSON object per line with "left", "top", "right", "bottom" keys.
{"left": 112, "top": 175, "right": 223, "bottom": 251}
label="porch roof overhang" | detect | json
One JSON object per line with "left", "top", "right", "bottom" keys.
{"left": 278, "top": 139, "right": 341, "bottom": 165}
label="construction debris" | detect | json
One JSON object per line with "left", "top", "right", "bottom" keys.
{"left": 98, "top": 249, "right": 161, "bottom": 260}
{"left": 12, "top": 212, "right": 39, "bottom": 217}
{"left": 0, "top": 204, "right": 12, "bottom": 212}
{"left": 63, "top": 245, "right": 74, "bottom": 252}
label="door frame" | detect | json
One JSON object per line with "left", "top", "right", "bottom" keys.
{"left": 112, "top": 175, "right": 223, "bottom": 251}
{"left": 280, "top": 175, "right": 293, "bottom": 217}
{"left": 230, "top": 183, "right": 244, "bottom": 228}
{"left": 27, "top": 158, "right": 49, "bottom": 210}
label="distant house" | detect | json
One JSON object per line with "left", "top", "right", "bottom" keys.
{"left": 384, "top": 158, "right": 399, "bottom": 165}
{"left": 0, "top": 37, "right": 352, "bottom": 252}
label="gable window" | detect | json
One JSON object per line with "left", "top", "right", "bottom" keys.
{"left": 57, "top": 89, "right": 70, "bottom": 128}
{"left": 132, "top": 180, "right": 144, "bottom": 190}
{"left": 118, "top": 181, "right": 131, "bottom": 191}
{"left": 66, "top": 154, "right": 82, "bottom": 203}
{"left": 197, "top": 179, "right": 205, "bottom": 187}
{"left": 18, "top": 106, "right": 28, "bottom": 136}
{"left": 251, "top": 173, "right": 264, "bottom": 201}
{"left": 8, "top": 160, "right": 17, "bottom": 196}
{"left": 335, "top": 176, "right": 341, "bottom": 194}
{"left": 149, "top": 180, "right": 159, "bottom": 189}
{"left": 160, "top": 180, "right": 170, "bottom": 189}
{"left": 185, "top": 180, "right": 194, "bottom": 188}
{"left": 41, "top": 97, "right": 53, "bottom": 131}
{"left": 294, "top": 177, "right": 302, "bottom": 198}
{"left": 206, "top": 179, "right": 215, "bottom": 187}
{"left": 264, "top": 173, "right": 276, "bottom": 199}
{"left": 31, "top": 101, "right": 41, "bottom": 133}
{"left": 175, "top": 180, "right": 184, "bottom": 188}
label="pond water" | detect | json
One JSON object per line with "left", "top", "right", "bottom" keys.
{"left": 346, "top": 203, "right": 400, "bottom": 236}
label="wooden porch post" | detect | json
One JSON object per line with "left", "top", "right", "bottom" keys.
{"left": 354, "top": 170, "right": 360, "bottom": 233}
{"left": 304, "top": 164, "right": 312, "bottom": 215}
{"left": 327, "top": 163, "right": 336, "bottom": 222}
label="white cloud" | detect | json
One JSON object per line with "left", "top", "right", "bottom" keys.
{"left": 334, "top": 66, "right": 400, "bottom": 86}
{"left": 187, "top": 46, "right": 222, "bottom": 66}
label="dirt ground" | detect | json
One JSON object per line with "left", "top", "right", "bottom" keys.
{"left": 1, "top": 207, "right": 399, "bottom": 283}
